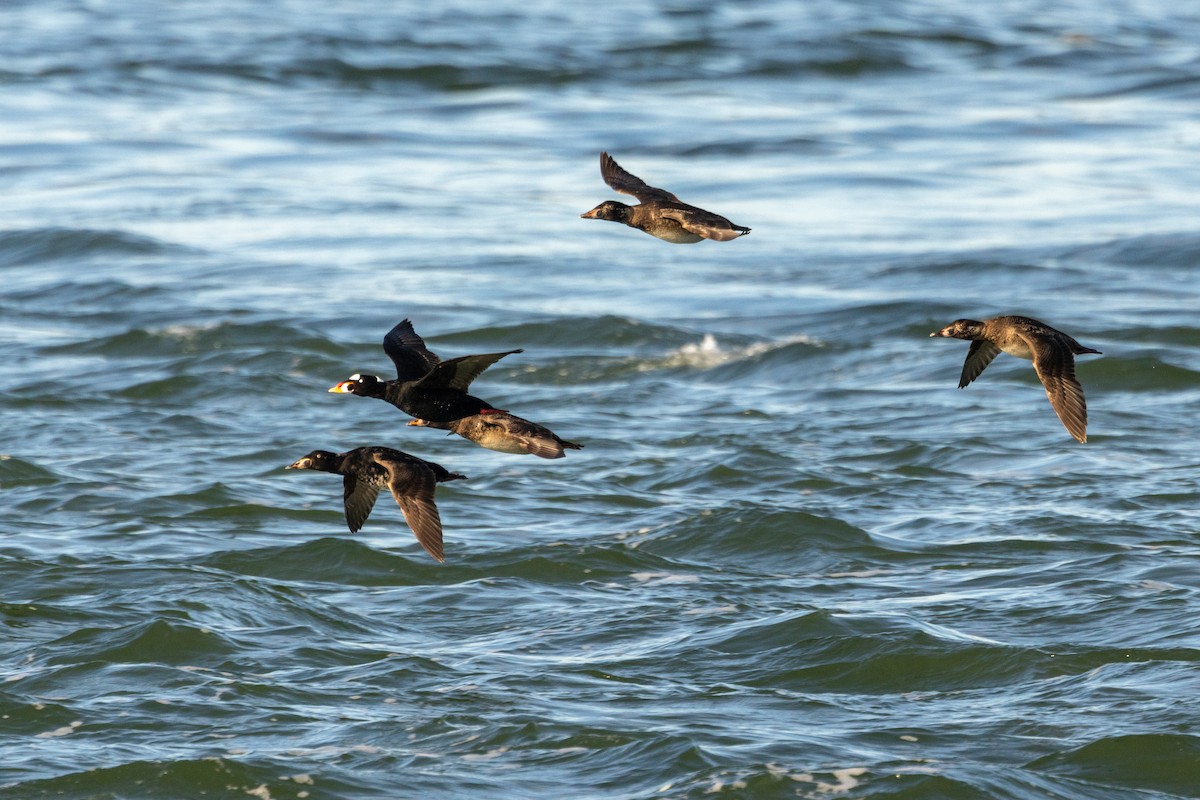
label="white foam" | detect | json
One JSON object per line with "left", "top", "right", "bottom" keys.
{"left": 462, "top": 746, "right": 509, "bottom": 762}
{"left": 36, "top": 720, "right": 81, "bottom": 738}
{"left": 631, "top": 572, "right": 701, "bottom": 584}
{"left": 641, "top": 332, "right": 823, "bottom": 372}
{"left": 792, "top": 767, "right": 868, "bottom": 793}
{"left": 685, "top": 605, "right": 739, "bottom": 616}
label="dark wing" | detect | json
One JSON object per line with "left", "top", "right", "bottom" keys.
{"left": 342, "top": 473, "right": 382, "bottom": 533}
{"left": 958, "top": 340, "right": 1001, "bottom": 388}
{"left": 494, "top": 415, "right": 575, "bottom": 459}
{"left": 379, "top": 460, "right": 446, "bottom": 562}
{"left": 383, "top": 319, "right": 441, "bottom": 381}
{"left": 1030, "top": 336, "right": 1088, "bottom": 443}
{"left": 415, "top": 349, "right": 522, "bottom": 391}
{"left": 600, "top": 152, "right": 680, "bottom": 203}
{"left": 656, "top": 207, "right": 749, "bottom": 242}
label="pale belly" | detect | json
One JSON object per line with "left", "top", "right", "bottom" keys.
{"left": 999, "top": 340, "right": 1034, "bottom": 360}
{"left": 474, "top": 432, "right": 533, "bottom": 455}
{"left": 648, "top": 226, "right": 703, "bottom": 244}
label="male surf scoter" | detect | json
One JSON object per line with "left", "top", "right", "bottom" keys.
{"left": 329, "top": 318, "right": 520, "bottom": 423}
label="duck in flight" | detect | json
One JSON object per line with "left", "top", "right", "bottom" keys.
{"left": 930, "top": 315, "right": 1101, "bottom": 443}
{"left": 408, "top": 412, "right": 583, "bottom": 459}
{"left": 329, "top": 318, "right": 520, "bottom": 423}
{"left": 285, "top": 446, "right": 466, "bottom": 562}
{"left": 581, "top": 152, "right": 750, "bottom": 243}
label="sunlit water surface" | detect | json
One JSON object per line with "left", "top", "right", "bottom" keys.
{"left": 3, "top": 2, "right": 1200, "bottom": 798}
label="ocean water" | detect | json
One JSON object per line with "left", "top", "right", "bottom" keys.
{"left": 3, "top": 1, "right": 1200, "bottom": 798}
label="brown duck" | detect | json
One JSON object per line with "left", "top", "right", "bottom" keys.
{"left": 408, "top": 412, "right": 583, "bottom": 459}
{"left": 580, "top": 152, "right": 750, "bottom": 243}
{"left": 285, "top": 446, "right": 466, "bottom": 562}
{"left": 930, "top": 315, "right": 1101, "bottom": 443}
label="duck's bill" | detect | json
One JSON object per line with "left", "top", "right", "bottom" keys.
{"left": 328, "top": 381, "right": 354, "bottom": 393}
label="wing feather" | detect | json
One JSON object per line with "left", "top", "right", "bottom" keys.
{"left": 600, "top": 152, "right": 680, "bottom": 203}
{"left": 342, "top": 474, "right": 381, "bottom": 533}
{"left": 958, "top": 340, "right": 1001, "bottom": 388}
{"left": 382, "top": 319, "right": 441, "bottom": 381}
{"left": 1032, "top": 340, "right": 1088, "bottom": 443}
{"left": 415, "top": 350, "right": 521, "bottom": 392}
{"left": 371, "top": 453, "right": 447, "bottom": 562}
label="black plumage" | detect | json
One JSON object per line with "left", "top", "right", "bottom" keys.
{"left": 329, "top": 319, "right": 521, "bottom": 423}
{"left": 286, "top": 446, "right": 466, "bottom": 562}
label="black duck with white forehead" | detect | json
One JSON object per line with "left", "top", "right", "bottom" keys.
{"left": 329, "top": 318, "right": 521, "bottom": 423}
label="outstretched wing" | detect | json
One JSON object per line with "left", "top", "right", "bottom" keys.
{"left": 1031, "top": 337, "right": 1088, "bottom": 443}
{"left": 383, "top": 319, "right": 441, "bottom": 381}
{"left": 416, "top": 349, "right": 522, "bottom": 391}
{"left": 380, "top": 460, "right": 446, "bottom": 562}
{"left": 342, "top": 473, "right": 381, "bottom": 533}
{"left": 958, "top": 340, "right": 1001, "bottom": 388}
{"left": 600, "top": 152, "right": 680, "bottom": 203}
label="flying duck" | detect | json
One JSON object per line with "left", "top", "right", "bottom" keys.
{"left": 285, "top": 445, "right": 466, "bottom": 562}
{"left": 581, "top": 151, "right": 750, "bottom": 243}
{"left": 930, "top": 315, "right": 1101, "bottom": 443}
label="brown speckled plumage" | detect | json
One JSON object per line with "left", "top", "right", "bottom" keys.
{"left": 409, "top": 412, "right": 583, "bottom": 459}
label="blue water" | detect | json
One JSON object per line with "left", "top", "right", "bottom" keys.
{"left": 3, "top": 1, "right": 1200, "bottom": 798}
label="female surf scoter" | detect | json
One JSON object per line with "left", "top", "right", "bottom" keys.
{"left": 408, "top": 412, "right": 583, "bottom": 459}
{"left": 581, "top": 151, "right": 750, "bottom": 243}
{"left": 930, "top": 315, "right": 1101, "bottom": 443}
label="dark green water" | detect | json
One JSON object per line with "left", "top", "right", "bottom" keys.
{"left": 3, "top": 1, "right": 1200, "bottom": 798}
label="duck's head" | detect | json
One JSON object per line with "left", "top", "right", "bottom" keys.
{"left": 581, "top": 200, "right": 631, "bottom": 223}
{"left": 285, "top": 450, "right": 338, "bottom": 471}
{"left": 930, "top": 319, "right": 985, "bottom": 341}
{"left": 328, "top": 373, "right": 385, "bottom": 397}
